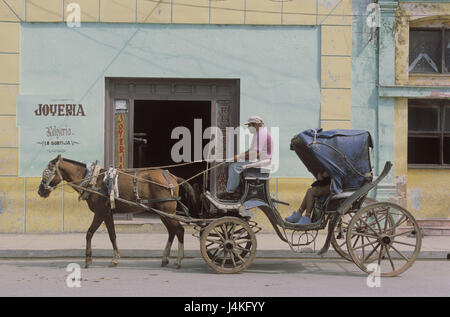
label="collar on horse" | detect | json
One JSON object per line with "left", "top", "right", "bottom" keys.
{"left": 79, "top": 161, "right": 102, "bottom": 201}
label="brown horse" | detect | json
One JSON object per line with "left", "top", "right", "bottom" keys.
{"left": 37, "top": 155, "right": 197, "bottom": 269}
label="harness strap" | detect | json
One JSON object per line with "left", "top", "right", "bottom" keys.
{"left": 140, "top": 196, "right": 191, "bottom": 218}
{"left": 103, "top": 167, "right": 119, "bottom": 210}
{"left": 79, "top": 161, "right": 101, "bottom": 201}
{"left": 162, "top": 169, "right": 175, "bottom": 196}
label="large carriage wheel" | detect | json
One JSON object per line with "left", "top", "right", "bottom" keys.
{"left": 346, "top": 202, "right": 422, "bottom": 277}
{"left": 331, "top": 208, "right": 395, "bottom": 262}
{"left": 200, "top": 217, "right": 257, "bottom": 274}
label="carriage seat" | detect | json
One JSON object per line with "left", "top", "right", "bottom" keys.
{"left": 328, "top": 190, "right": 356, "bottom": 200}
{"left": 242, "top": 159, "right": 271, "bottom": 180}
{"left": 243, "top": 167, "right": 271, "bottom": 180}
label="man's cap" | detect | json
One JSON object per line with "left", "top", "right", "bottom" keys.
{"left": 244, "top": 115, "right": 264, "bottom": 125}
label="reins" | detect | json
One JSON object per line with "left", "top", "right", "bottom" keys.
{"left": 47, "top": 159, "right": 228, "bottom": 193}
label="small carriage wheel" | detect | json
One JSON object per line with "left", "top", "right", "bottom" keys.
{"left": 200, "top": 217, "right": 257, "bottom": 274}
{"left": 200, "top": 227, "right": 252, "bottom": 265}
{"left": 330, "top": 211, "right": 356, "bottom": 262}
{"left": 346, "top": 202, "right": 422, "bottom": 277}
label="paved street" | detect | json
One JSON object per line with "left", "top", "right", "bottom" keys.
{"left": 1, "top": 258, "right": 448, "bottom": 297}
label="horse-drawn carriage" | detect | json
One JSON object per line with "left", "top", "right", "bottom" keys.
{"left": 38, "top": 129, "right": 422, "bottom": 277}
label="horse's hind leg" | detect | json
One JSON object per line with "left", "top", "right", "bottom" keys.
{"left": 174, "top": 222, "right": 185, "bottom": 269}
{"left": 85, "top": 213, "right": 104, "bottom": 268}
{"left": 161, "top": 217, "right": 176, "bottom": 267}
{"left": 104, "top": 211, "right": 120, "bottom": 267}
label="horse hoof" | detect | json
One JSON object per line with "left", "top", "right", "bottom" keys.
{"left": 174, "top": 263, "right": 181, "bottom": 269}
{"left": 85, "top": 259, "right": 92, "bottom": 268}
{"left": 109, "top": 260, "right": 118, "bottom": 267}
{"left": 161, "top": 260, "right": 169, "bottom": 267}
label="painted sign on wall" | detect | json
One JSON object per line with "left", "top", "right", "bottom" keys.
{"left": 114, "top": 99, "right": 129, "bottom": 169}
{"left": 17, "top": 95, "right": 99, "bottom": 176}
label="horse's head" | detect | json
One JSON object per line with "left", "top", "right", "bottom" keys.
{"left": 38, "top": 155, "right": 63, "bottom": 198}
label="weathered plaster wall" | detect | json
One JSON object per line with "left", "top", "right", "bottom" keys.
{"left": 407, "top": 170, "right": 450, "bottom": 219}
{"left": 0, "top": 0, "right": 354, "bottom": 232}
{"left": 394, "top": 1, "right": 450, "bottom": 219}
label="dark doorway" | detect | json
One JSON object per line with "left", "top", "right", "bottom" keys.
{"left": 133, "top": 100, "right": 211, "bottom": 191}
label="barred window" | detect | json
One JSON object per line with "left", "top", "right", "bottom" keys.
{"left": 409, "top": 28, "right": 450, "bottom": 73}
{"left": 408, "top": 100, "right": 450, "bottom": 167}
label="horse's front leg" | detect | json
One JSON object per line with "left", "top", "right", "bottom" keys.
{"left": 104, "top": 211, "right": 120, "bottom": 267}
{"left": 85, "top": 213, "right": 104, "bottom": 268}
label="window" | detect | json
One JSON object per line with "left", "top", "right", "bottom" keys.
{"left": 409, "top": 28, "right": 450, "bottom": 73}
{"left": 408, "top": 100, "right": 450, "bottom": 167}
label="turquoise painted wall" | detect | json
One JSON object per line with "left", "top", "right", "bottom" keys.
{"left": 351, "top": 0, "right": 396, "bottom": 200}
{"left": 351, "top": 0, "right": 379, "bottom": 169}
{"left": 18, "top": 23, "right": 321, "bottom": 177}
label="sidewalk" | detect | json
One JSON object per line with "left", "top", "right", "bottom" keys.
{"left": 0, "top": 232, "right": 449, "bottom": 259}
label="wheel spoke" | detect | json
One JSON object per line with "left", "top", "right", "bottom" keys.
{"left": 358, "top": 217, "right": 380, "bottom": 236}
{"left": 229, "top": 223, "right": 236, "bottom": 237}
{"left": 221, "top": 252, "right": 227, "bottom": 268}
{"left": 231, "top": 227, "right": 247, "bottom": 239}
{"left": 349, "top": 231, "right": 378, "bottom": 239}
{"left": 363, "top": 242, "right": 380, "bottom": 263}
{"left": 390, "top": 244, "right": 410, "bottom": 262}
{"left": 207, "top": 246, "right": 222, "bottom": 253}
{"left": 211, "top": 248, "right": 223, "bottom": 262}
{"left": 385, "top": 246, "right": 396, "bottom": 271}
{"left": 383, "top": 210, "right": 390, "bottom": 232}
{"left": 230, "top": 251, "right": 237, "bottom": 267}
{"left": 235, "top": 237, "right": 252, "bottom": 244}
{"left": 353, "top": 240, "right": 377, "bottom": 250}
{"left": 389, "top": 229, "right": 415, "bottom": 239}
{"left": 351, "top": 234, "right": 361, "bottom": 249}
{"left": 391, "top": 240, "right": 418, "bottom": 248}
{"left": 213, "top": 228, "right": 225, "bottom": 241}
{"left": 206, "top": 238, "right": 222, "bottom": 244}
{"left": 393, "top": 214, "right": 408, "bottom": 229}
{"left": 377, "top": 245, "right": 383, "bottom": 266}
{"left": 373, "top": 212, "right": 383, "bottom": 233}
{"left": 338, "top": 239, "right": 347, "bottom": 248}
{"left": 235, "top": 245, "right": 251, "bottom": 252}
{"left": 232, "top": 250, "right": 245, "bottom": 263}
{"left": 221, "top": 225, "right": 229, "bottom": 240}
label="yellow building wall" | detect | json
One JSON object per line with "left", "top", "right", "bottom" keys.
{"left": 407, "top": 170, "right": 450, "bottom": 219}
{"left": 0, "top": 0, "right": 352, "bottom": 232}
{"left": 394, "top": 3, "right": 450, "bottom": 219}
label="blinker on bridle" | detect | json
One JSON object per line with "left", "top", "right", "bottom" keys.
{"left": 40, "top": 160, "right": 62, "bottom": 191}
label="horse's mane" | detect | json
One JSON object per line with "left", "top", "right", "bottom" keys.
{"left": 51, "top": 156, "right": 87, "bottom": 168}
{"left": 63, "top": 158, "right": 87, "bottom": 168}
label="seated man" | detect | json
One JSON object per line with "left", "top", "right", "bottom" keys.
{"left": 218, "top": 115, "right": 272, "bottom": 199}
{"left": 285, "top": 171, "right": 331, "bottom": 225}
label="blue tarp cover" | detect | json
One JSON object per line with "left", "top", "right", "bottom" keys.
{"left": 290, "top": 129, "right": 373, "bottom": 195}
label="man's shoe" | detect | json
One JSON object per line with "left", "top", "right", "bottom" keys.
{"left": 295, "top": 216, "right": 312, "bottom": 225}
{"left": 285, "top": 211, "right": 302, "bottom": 223}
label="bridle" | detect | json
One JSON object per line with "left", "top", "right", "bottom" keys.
{"left": 40, "top": 160, "right": 63, "bottom": 192}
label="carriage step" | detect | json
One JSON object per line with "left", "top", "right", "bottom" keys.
{"left": 397, "top": 220, "right": 450, "bottom": 236}
{"left": 417, "top": 219, "right": 450, "bottom": 236}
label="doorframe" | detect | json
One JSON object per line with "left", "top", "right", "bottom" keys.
{"left": 104, "top": 77, "right": 240, "bottom": 184}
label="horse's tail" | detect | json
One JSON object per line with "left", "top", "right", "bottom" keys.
{"left": 176, "top": 177, "right": 200, "bottom": 218}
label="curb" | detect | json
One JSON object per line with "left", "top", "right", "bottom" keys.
{"left": 0, "top": 249, "right": 448, "bottom": 260}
